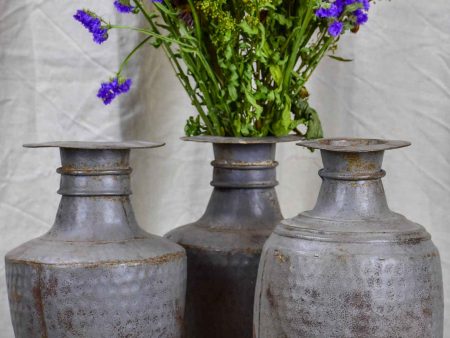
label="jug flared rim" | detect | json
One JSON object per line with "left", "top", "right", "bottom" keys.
{"left": 298, "top": 138, "right": 411, "bottom": 153}
{"left": 23, "top": 140, "right": 165, "bottom": 150}
{"left": 181, "top": 135, "right": 302, "bottom": 144}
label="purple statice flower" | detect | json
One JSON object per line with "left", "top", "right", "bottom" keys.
{"left": 74, "top": 10, "right": 109, "bottom": 44}
{"left": 354, "top": 9, "right": 369, "bottom": 25}
{"left": 328, "top": 21, "right": 344, "bottom": 37}
{"left": 361, "top": 0, "right": 370, "bottom": 10}
{"left": 316, "top": 3, "right": 343, "bottom": 19}
{"left": 341, "top": 0, "right": 370, "bottom": 12}
{"left": 97, "top": 77, "right": 132, "bottom": 105}
{"left": 114, "top": 0, "right": 135, "bottom": 13}
{"left": 316, "top": 0, "right": 370, "bottom": 37}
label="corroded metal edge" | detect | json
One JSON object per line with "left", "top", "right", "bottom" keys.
{"left": 211, "top": 160, "right": 279, "bottom": 170}
{"left": 319, "top": 168, "right": 387, "bottom": 181}
{"left": 274, "top": 223, "right": 431, "bottom": 244}
{"left": 298, "top": 137, "right": 411, "bottom": 152}
{"left": 182, "top": 243, "right": 263, "bottom": 255}
{"left": 181, "top": 135, "right": 303, "bottom": 144}
{"left": 211, "top": 180, "right": 279, "bottom": 188}
{"left": 23, "top": 140, "right": 165, "bottom": 149}
{"left": 6, "top": 251, "right": 186, "bottom": 268}
{"left": 56, "top": 167, "right": 133, "bottom": 176}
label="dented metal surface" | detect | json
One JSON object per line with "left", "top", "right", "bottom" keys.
{"left": 254, "top": 138, "right": 444, "bottom": 338}
{"left": 166, "top": 136, "right": 300, "bottom": 338}
{"left": 5, "top": 141, "right": 186, "bottom": 338}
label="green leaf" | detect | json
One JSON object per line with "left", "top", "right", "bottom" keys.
{"left": 244, "top": 90, "right": 263, "bottom": 119}
{"left": 185, "top": 116, "right": 203, "bottom": 136}
{"left": 270, "top": 65, "right": 283, "bottom": 87}
{"left": 233, "top": 117, "right": 241, "bottom": 135}
{"left": 305, "top": 107, "right": 323, "bottom": 140}
{"left": 271, "top": 95, "right": 292, "bottom": 136}
{"left": 345, "top": 3, "right": 363, "bottom": 12}
{"left": 273, "top": 13, "right": 293, "bottom": 28}
{"left": 241, "top": 123, "right": 250, "bottom": 136}
{"left": 239, "top": 21, "right": 258, "bottom": 35}
{"left": 228, "top": 83, "right": 238, "bottom": 101}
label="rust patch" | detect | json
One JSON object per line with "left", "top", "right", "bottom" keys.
{"left": 43, "top": 275, "right": 58, "bottom": 297}
{"left": 212, "top": 159, "right": 278, "bottom": 170}
{"left": 400, "top": 237, "right": 424, "bottom": 245}
{"left": 337, "top": 254, "right": 349, "bottom": 263}
{"left": 273, "top": 250, "right": 289, "bottom": 263}
{"left": 57, "top": 165, "right": 131, "bottom": 176}
{"left": 32, "top": 265, "right": 48, "bottom": 337}
{"left": 82, "top": 251, "right": 186, "bottom": 269}
{"left": 424, "top": 251, "right": 439, "bottom": 258}
{"left": 175, "top": 300, "right": 185, "bottom": 335}
{"left": 422, "top": 307, "right": 432, "bottom": 318}
{"left": 345, "top": 291, "right": 372, "bottom": 311}
{"left": 299, "top": 311, "right": 322, "bottom": 328}
{"left": 8, "top": 251, "right": 186, "bottom": 269}
{"left": 344, "top": 153, "right": 377, "bottom": 172}
{"left": 266, "top": 284, "right": 276, "bottom": 309}
{"left": 57, "top": 309, "right": 76, "bottom": 335}
{"left": 182, "top": 242, "right": 263, "bottom": 255}
{"left": 9, "top": 290, "right": 23, "bottom": 303}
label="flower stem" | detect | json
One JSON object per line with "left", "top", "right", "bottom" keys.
{"left": 117, "top": 36, "right": 152, "bottom": 76}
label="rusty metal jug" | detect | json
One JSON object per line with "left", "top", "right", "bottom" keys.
{"left": 166, "top": 136, "right": 299, "bottom": 338}
{"left": 254, "top": 138, "right": 444, "bottom": 338}
{"left": 5, "top": 141, "right": 187, "bottom": 338}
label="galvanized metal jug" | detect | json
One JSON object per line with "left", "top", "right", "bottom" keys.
{"left": 166, "top": 136, "right": 299, "bottom": 338}
{"left": 5, "top": 141, "right": 187, "bottom": 338}
{"left": 254, "top": 138, "right": 444, "bottom": 338}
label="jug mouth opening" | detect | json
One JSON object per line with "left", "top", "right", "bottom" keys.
{"left": 298, "top": 138, "right": 410, "bottom": 153}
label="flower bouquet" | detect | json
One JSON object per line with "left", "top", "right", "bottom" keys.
{"left": 74, "top": 0, "right": 371, "bottom": 138}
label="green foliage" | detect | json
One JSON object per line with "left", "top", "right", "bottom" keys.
{"left": 119, "top": 0, "right": 348, "bottom": 138}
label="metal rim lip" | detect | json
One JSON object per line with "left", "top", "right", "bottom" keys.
{"left": 297, "top": 138, "right": 411, "bottom": 152}
{"left": 181, "top": 135, "right": 303, "bottom": 144}
{"left": 23, "top": 140, "right": 165, "bottom": 149}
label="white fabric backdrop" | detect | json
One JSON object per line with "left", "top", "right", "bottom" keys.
{"left": 0, "top": 1, "right": 449, "bottom": 337}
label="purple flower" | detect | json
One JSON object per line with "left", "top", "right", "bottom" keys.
{"left": 153, "top": 0, "right": 163, "bottom": 3}
{"left": 316, "top": 0, "right": 370, "bottom": 36}
{"left": 316, "top": 4, "right": 343, "bottom": 18}
{"left": 344, "top": 0, "right": 370, "bottom": 14}
{"left": 361, "top": 0, "right": 370, "bottom": 11}
{"left": 328, "top": 21, "right": 344, "bottom": 37}
{"left": 97, "top": 77, "right": 132, "bottom": 105}
{"left": 354, "top": 9, "right": 368, "bottom": 25}
{"left": 114, "top": 0, "right": 135, "bottom": 13}
{"left": 74, "top": 10, "right": 109, "bottom": 44}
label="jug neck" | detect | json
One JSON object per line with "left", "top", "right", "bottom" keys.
{"left": 23, "top": 141, "right": 163, "bottom": 241}
{"left": 199, "top": 143, "right": 282, "bottom": 229}
{"left": 312, "top": 150, "right": 391, "bottom": 219}
{"left": 49, "top": 148, "right": 142, "bottom": 241}
{"left": 57, "top": 148, "right": 132, "bottom": 196}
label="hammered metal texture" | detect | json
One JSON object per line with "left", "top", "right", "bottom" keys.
{"left": 5, "top": 143, "right": 187, "bottom": 338}
{"left": 166, "top": 139, "right": 295, "bottom": 338}
{"left": 254, "top": 138, "right": 444, "bottom": 338}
